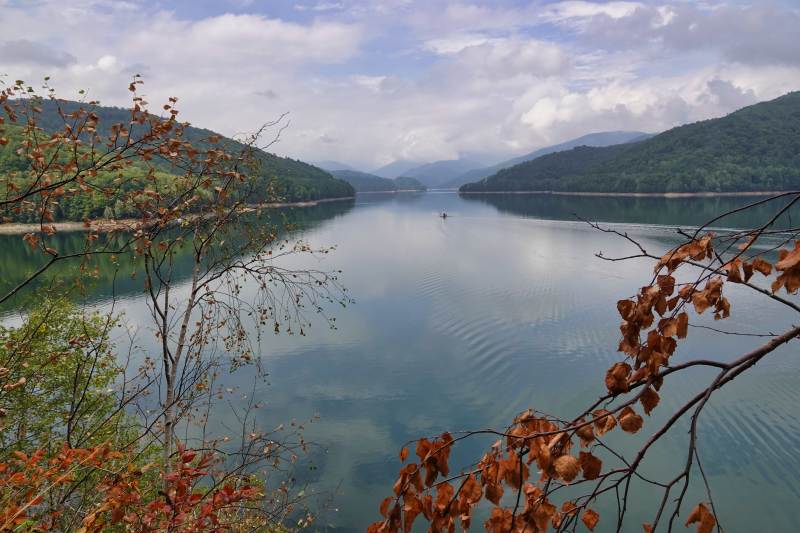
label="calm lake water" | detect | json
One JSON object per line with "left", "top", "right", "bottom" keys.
{"left": 2, "top": 192, "right": 799, "bottom": 532}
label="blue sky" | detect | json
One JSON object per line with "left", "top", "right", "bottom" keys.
{"left": 1, "top": 0, "right": 799, "bottom": 169}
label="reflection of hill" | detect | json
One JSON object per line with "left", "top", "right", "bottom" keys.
{"left": 0, "top": 199, "right": 354, "bottom": 313}
{"left": 355, "top": 191, "right": 427, "bottom": 207}
{"left": 460, "top": 193, "right": 800, "bottom": 230}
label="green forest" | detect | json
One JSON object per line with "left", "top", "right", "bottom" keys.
{"left": 331, "top": 169, "right": 427, "bottom": 192}
{"left": 0, "top": 100, "right": 354, "bottom": 222}
{"left": 461, "top": 91, "right": 800, "bottom": 193}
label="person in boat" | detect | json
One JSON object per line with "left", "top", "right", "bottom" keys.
{"left": 440, "top": 212, "right": 447, "bottom": 219}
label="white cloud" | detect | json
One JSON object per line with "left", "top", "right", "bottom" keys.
{"left": 544, "top": 1, "right": 644, "bottom": 21}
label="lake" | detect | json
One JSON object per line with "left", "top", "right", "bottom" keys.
{"left": 2, "top": 192, "right": 798, "bottom": 532}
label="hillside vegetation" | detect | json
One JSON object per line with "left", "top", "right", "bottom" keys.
{"left": 331, "top": 170, "right": 398, "bottom": 192}
{"left": 446, "top": 131, "right": 648, "bottom": 188}
{"left": 331, "top": 170, "right": 427, "bottom": 192}
{"left": 393, "top": 176, "right": 426, "bottom": 191}
{"left": 461, "top": 92, "right": 800, "bottom": 193}
{"left": 0, "top": 99, "right": 353, "bottom": 222}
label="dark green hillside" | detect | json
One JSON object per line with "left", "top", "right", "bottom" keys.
{"left": 331, "top": 170, "right": 398, "bottom": 192}
{"left": 462, "top": 91, "right": 800, "bottom": 193}
{"left": 1, "top": 99, "right": 353, "bottom": 218}
{"left": 460, "top": 144, "right": 630, "bottom": 192}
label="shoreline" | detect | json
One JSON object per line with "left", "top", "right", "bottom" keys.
{"left": 457, "top": 190, "right": 794, "bottom": 198}
{"left": 0, "top": 196, "right": 355, "bottom": 235}
{"left": 355, "top": 189, "right": 427, "bottom": 194}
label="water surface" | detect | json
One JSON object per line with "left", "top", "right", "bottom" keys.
{"left": 2, "top": 192, "right": 798, "bottom": 532}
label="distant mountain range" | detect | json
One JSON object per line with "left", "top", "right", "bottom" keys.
{"left": 314, "top": 160, "right": 359, "bottom": 172}
{"left": 400, "top": 159, "right": 484, "bottom": 188}
{"left": 461, "top": 91, "right": 800, "bottom": 194}
{"left": 444, "top": 131, "right": 651, "bottom": 189}
{"left": 331, "top": 170, "right": 426, "bottom": 192}
{"left": 372, "top": 160, "right": 425, "bottom": 179}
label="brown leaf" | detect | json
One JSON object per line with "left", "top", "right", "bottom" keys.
{"left": 460, "top": 474, "right": 482, "bottom": 505}
{"left": 685, "top": 502, "right": 716, "bottom": 533}
{"left": 592, "top": 409, "right": 617, "bottom": 436}
{"left": 402, "top": 494, "right": 422, "bottom": 532}
{"left": 579, "top": 451, "right": 602, "bottom": 480}
{"left": 751, "top": 257, "right": 772, "bottom": 276}
{"left": 640, "top": 386, "right": 660, "bottom": 415}
{"left": 582, "top": 509, "right": 600, "bottom": 531}
{"left": 605, "top": 362, "right": 632, "bottom": 394}
{"left": 676, "top": 311, "right": 689, "bottom": 339}
{"left": 399, "top": 447, "right": 409, "bottom": 462}
{"left": 775, "top": 241, "right": 800, "bottom": 271}
{"left": 485, "top": 482, "right": 503, "bottom": 505}
{"left": 576, "top": 421, "right": 595, "bottom": 447}
{"left": 553, "top": 455, "right": 580, "bottom": 483}
{"left": 618, "top": 406, "right": 644, "bottom": 434}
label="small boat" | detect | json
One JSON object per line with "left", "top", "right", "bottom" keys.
{"left": 440, "top": 212, "right": 448, "bottom": 219}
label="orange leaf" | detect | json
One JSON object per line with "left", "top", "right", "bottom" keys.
{"left": 640, "top": 387, "right": 660, "bottom": 415}
{"left": 618, "top": 406, "right": 643, "bottom": 434}
{"left": 582, "top": 509, "right": 600, "bottom": 531}
{"left": 685, "top": 502, "right": 716, "bottom": 533}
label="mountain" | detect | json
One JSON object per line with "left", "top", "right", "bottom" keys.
{"left": 329, "top": 170, "right": 428, "bottom": 192}
{"left": 402, "top": 159, "right": 483, "bottom": 188}
{"left": 314, "top": 160, "right": 358, "bottom": 172}
{"left": 331, "top": 170, "right": 398, "bottom": 192}
{"left": 393, "top": 176, "right": 427, "bottom": 191}
{"left": 461, "top": 92, "right": 800, "bottom": 194}
{"left": 444, "top": 131, "right": 650, "bottom": 188}
{"left": 0, "top": 99, "right": 353, "bottom": 219}
{"left": 372, "top": 160, "right": 425, "bottom": 179}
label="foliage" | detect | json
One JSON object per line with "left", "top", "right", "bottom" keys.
{"left": 331, "top": 170, "right": 399, "bottom": 192}
{"left": 0, "top": 299, "right": 123, "bottom": 451}
{"left": 0, "top": 442, "right": 272, "bottom": 532}
{"left": 0, "top": 78, "right": 346, "bottom": 532}
{"left": 461, "top": 91, "right": 800, "bottom": 193}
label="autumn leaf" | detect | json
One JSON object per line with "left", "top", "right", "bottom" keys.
{"left": 553, "top": 455, "right": 580, "bottom": 483}
{"left": 605, "top": 362, "right": 632, "bottom": 394}
{"left": 751, "top": 257, "right": 772, "bottom": 276}
{"left": 582, "top": 509, "right": 600, "bottom": 531}
{"left": 618, "top": 406, "right": 644, "bottom": 434}
{"left": 592, "top": 409, "right": 617, "bottom": 436}
{"left": 676, "top": 311, "right": 689, "bottom": 339}
{"left": 685, "top": 502, "right": 716, "bottom": 533}
{"left": 640, "top": 386, "right": 660, "bottom": 415}
{"left": 399, "top": 447, "right": 409, "bottom": 462}
{"left": 578, "top": 452, "right": 602, "bottom": 480}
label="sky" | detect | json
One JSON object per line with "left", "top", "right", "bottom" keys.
{"left": 1, "top": 0, "right": 799, "bottom": 170}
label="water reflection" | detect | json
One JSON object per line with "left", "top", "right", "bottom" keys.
{"left": 0, "top": 199, "right": 355, "bottom": 313}
{"left": 461, "top": 192, "right": 799, "bottom": 229}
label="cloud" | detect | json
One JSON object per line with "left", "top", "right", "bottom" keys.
{"left": 563, "top": 2, "right": 800, "bottom": 67}
{"left": 447, "top": 38, "right": 569, "bottom": 78}
{"left": 0, "top": 0, "right": 798, "bottom": 169}
{"left": 0, "top": 39, "right": 76, "bottom": 67}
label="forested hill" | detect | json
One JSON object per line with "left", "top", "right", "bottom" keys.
{"left": 461, "top": 91, "right": 800, "bottom": 193}
{"left": 331, "top": 170, "right": 427, "bottom": 192}
{"left": 444, "top": 130, "right": 649, "bottom": 188}
{"left": 331, "top": 170, "right": 398, "bottom": 192}
{"left": 2, "top": 99, "right": 354, "bottom": 204}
